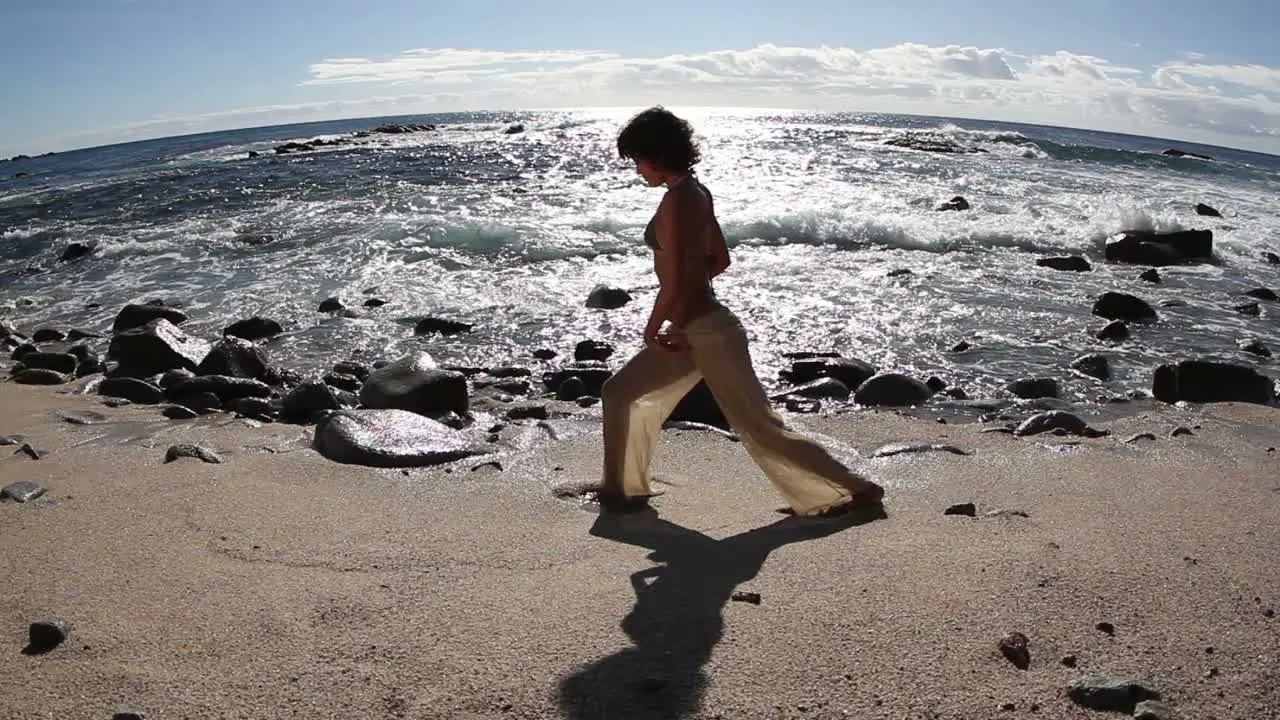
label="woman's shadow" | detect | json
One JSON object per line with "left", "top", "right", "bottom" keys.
{"left": 557, "top": 504, "right": 886, "bottom": 719}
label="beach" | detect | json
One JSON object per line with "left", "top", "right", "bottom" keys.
{"left": 2, "top": 379, "right": 1277, "bottom": 719}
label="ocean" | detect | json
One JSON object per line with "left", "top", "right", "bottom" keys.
{"left": 2, "top": 108, "right": 1278, "bottom": 411}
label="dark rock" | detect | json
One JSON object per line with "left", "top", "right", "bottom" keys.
{"left": 58, "top": 242, "right": 96, "bottom": 263}
{"left": 492, "top": 379, "right": 530, "bottom": 394}
{"left": 1036, "top": 256, "right": 1091, "bottom": 272}
{"left": 98, "top": 377, "right": 165, "bottom": 404}
{"left": 998, "top": 631, "right": 1031, "bottom": 670}
{"left": 107, "top": 319, "right": 210, "bottom": 377}
{"left": 1066, "top": 676, "right": 1160, "bottom": 714}
{"left": 31, "top": 328, "right": 66, "bottom": 343}
{"left": 1096, "top": 621, "right": 1116, "bottom": 635}
{"left": 1092, "top": 292, "right": 1156, "bottom": 322}
{"left": 950, "top": 340, "right": 972, "bottom": 353}
{"left": 574, "top": 340, "right": 614, "bottom": 362}
{"left": 885, "top": 268, "right": 912, "bottom": 277}
{"left": 23, "top": 621, "right": 69, "bottom": 655}
{"left": 1124, "top": 432, "right": 1158, "bottom": 444}
{"left": 1194, "top": 202, "right": 1222, "bottom": 217}
{"left": 1061, "top": 654, "right": 1078, "bottom": 668}
{"left": 1237, "top": 338, "right": 1271, "bottom": 357}
{"left": 730, "top": 591, "right": 762, "bottom": 604}
{"left": 1170, "top": 426, "right": 1194, "bottom": 438}
{"left": 359, "top": 353, "right": 468, "bottom": 416}
{"left": 1265, "top": 251, "right": 1280, "bottom": 265}
{"left": 0, "top": 435, "right": 22, "bottom": 446}
{"left": 486, "top": 366, "right": 532, "bottom": 379}
{"left": 1014, "top": 411, "right": 1107, "bottom": 438}
{"left": 280, "top": 382, "right": 343, "bottom": 422}
{"left": 232, "top": 232, "right": 274, "bottom": 245}
{"left": 885, "top": 134, "right": 982, "bottom": 154}
{"left": 1152, "top": 360, "right": 1276, "bottom": 405}
{"left": 196, "top": 336, "right": 269, "bottom": 380}
{"left": 66, "top": 328, "right": 102, "bottom": 341}
{"left": 159, "top": 369, "right": 196, "bottom": 390}
{"left": 945, "top": 503, "right": 977, "bottom": 517}
{"left": 13, "top": 368, "right": 70, "bottom": 385}
{"left": 926, "top": 377, "right": 947, "bottom": 393}
{"left": 576, "top": 396, "right": 599, "bottom": 408}
{"left": 318, "top": 297, "right": 345, "bottom": 313}
{"left": 774, "top": 377, "right": 850, "bottom": 401}
{"left": 785, "top": 397, "right": 821, "bottom": 413}
{"left": 162, "top": 405, "right": 199, "bottom": 420}
{"left": 332, "top": 360, "right": 372, "bottom": 381}
{"left": 546, "top": 362, "right": 612, "bottom": 398}
{"left": 14, "top": 443, "right": 43, "bottom": 460}
{"left": 1244, "top": 288, "right": 1278, "bottom": 302}
{"left": 503, "top": 123, "right": 525, "bottom": 134}
{"left": 313, "top": 409, "right": 486, "bottom": 468}
{"left": 870, "top": 442, "right": 969, "bottom": 458}
{"left": 1234, "top": 301, "right": 1261, "bottom": 316}
{"left": 1104, "top": 229, "right": 1213, "bottom": 265}
{"left": 1138, "top": 268, "right": 1162, "bottom": 283}
{"left": 1163, "top": 148, "right": 1213, "bottom": 160}
{"left": 1070, "top": 354, "right": 1111, "bottom": 381}
{"left": 232, "top": 397, "right": 279, "bottom": 421}
{"left": 324, "top": 372, "right": 362, "bottom": 393}
{"left": 670, "top": 380, "right": 728, "bottom": 429}
{"left": 112, "top": 303, "right": 188, "bottom": 333}
{"left": 1096, "top": 320, "right": 1130, "bottom": 341}
{"left": 533, "top": 348, "right": 557, "bottom": 360}
{"left": 1005, "top": 378, "right": 1060, "bottom": 399}
{"left": 413, "top": 317, "right": 473, "bottom": 335}
{"left": 1, "top": 481, "right": 46, "bottom": 502}
{"left": 11, "top": 342, "right": 38, "bottom": 361}
{"left": 780, "top": 356, "right": 876, "bottom": 390}
{"left": 935, "top": 196, "right": 970, "bottom": 212}
{"left": 363, "top": 298, "right": 387, "bottom": 308}
{"left": 223, "top": 316, "right": 283, "bottom": 342}
{"left": 556, "top": 376, "right": 587, "bottom": 401}
{"left": 506, "top": 404, "right": 549, "bottom": 421}
{"left": 172, "top": 375, "right": 271, "bottom": 402}
{"left": 1133, "top": 700, "right": 1174, "bottom": 720}
{"left": 585, "top": 286, "right": 633, "bottom": 309}
{"left": 853, "top": 373, "right": 934, "bottom": 407}
{"left": 112, "top": 713, "right": 148, "bottom": 720}
{"left": 164, "top": 444, "right": 222, "bottom": 464}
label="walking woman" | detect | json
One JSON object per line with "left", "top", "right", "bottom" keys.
{"left": 597, "top": 106, "right": 885, "bottom": 517}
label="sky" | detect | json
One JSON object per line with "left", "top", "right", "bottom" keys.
{"left": 2, "top": 0, "right": 1279, "bottom": 156}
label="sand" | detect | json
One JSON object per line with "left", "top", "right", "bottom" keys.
{"left": 1, "top": 381, "right": 1278, "bottom": 719}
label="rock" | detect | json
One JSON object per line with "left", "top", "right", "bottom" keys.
{"left": 1194, "top": 202, "right": 1221, "bottom": 217}
{"left": 1066, "top": 676, "right": 1160, "bottom": 714}
{"left": 926, "top": 377, "right": 947, "bottom": 393}
{"left": 1096, "top": 320, "right": 1130, "bottom": 341}
{"left": 323, "top": 372, "right": 362, "bottom": 393}
{"left": 58, "top": 242, "right": 96, "bottom": 263}
{"left": 870, "top": 442, "right": 969, "bottom": 458}
{"left": 318, "top": 297, "right": 345, "bottom": 312}
{"left": 1245, "top": 288, "right": 1279, "bottom": 302}
{"left": 998, "top": 631, "right": 1031, "bottom": 670}
{"left": 949, "top": 340, "right": 971, "bottom": 353}
{"left": 730, "top": 591, "right": 762, "bottom": 604}
{"left": 1237, "top": 338, "right": 1271, "bottom": 357}
{"left": 1092, "top": 292, "right": 1156, "bottom": 322}
{"left": 31, "top": 328, "right": 66, "bottom": 343}
{"left": 853, "top": 373, "right": 934, "bottom": 407}
{"left": 313, "top": 409, "right": 486, "bottom": 468}
{"left": 1163, "top": 148, "right": 1213, "bottom": 160}
{"left": 10, "top": 342, "right": 38, "bottom": 361}
{"left": 1, "top": 481, "right": 46, "bottom": 502}
{"left": 780, "top": 356, "right": 876, "bottom": 390}
{"left": 363, "top": 298, "right": 387, "bottom": 308}
{"left": 223, "top": 316, "right": 283, "bottom": 342}
{"left": 232, "top": 397, "right": 279, "bottom": 422}
{"left": 1104, "top": 229, "right": 1212, "bottom": 265}
{"left": 885, "top": 268, "right": 912, "bottom": 277}
{"left": 785, "top": 397, "right": 821, "bottom": 413}
{"left": 556, "top": 376, "right": 588, "bottom": 401}
{"left": 1014, "top": 411, "right": 1107, "bottom": 438}
{"left": 503, "top": 123, "right": 525, "bottom": 134}
{"left": 332, "top": 360, "right": 372, "bottom": 381}
{"left": 1124, "top": 432, "right": 1158, "bottom": 444}
{"left": 1061, "top": 654, "right": 1078, "bottom": 668}
{"left": 359, "top": 353, "right": 468, "bottom": 416}
{"left": 23, "top": 621, "right": 69, "bottom": 655}
{"left": 885, "top": 133, "right": 982, "bottom": 154}
{"left": 112, "top": 303, "right": 188, "bottom": 332}
{"left": 159, "top": 369, "right": 195, "bottom": 390}
{"left": 12, "top": 368, "right": 70, "bottom": 385}
{"left": 935, "top": 196, "right": 970, "bottom": 211}
{"left": 1152, "top": 360, "right": 1276, "bottom": 405}
{"left": 1133, "top": 700, "right": 1174, "bottom": 720}
{"left": 280, "top": 381, "right": 344, "bottom": 422}
{"left": 532, "top": 348, "right": 557, "bottom": 360}
{"left": 945, "top": 503, "right": 976, "bottom": 516}
{"left": 585, "top": 286, "right": 633, "bottom": 309}
{"left": 107, "top": 319, "right": 210, "bottom": 377}
{"left": 162, "top": 405, "right": 199, "bottom": 420}
{"left": 546, "top": 362, "right": 612, "bottom": 398}
{"left": 1036, "top": 256, "right": 1091, "bottom": 272}
{"left": 574, "top": 340, "right": 614, "bottom": 362}
{"left": 1265, "top": 251, "right": 1280, "bottom": 265}
{"left": 112, "top": 713, "right": 148, "bottom": 720}
{"left": 506, "top": 404, "right": 549, "bottom": 421}
{"left": 1138, "top": 268, "right": 1162, "bottom": 283}
{"left": 414, "top": 316, "right": 473, "bottom": 335}
{"left": 1096, "top": 620, "right": 1116, "bottom": 635}
{"left": 774, "top": 377, "right": 850, "bottom": 401}
{"left": 1005, "top": 378, "right": 1060, "bottom": 399}
{"left": 171, "top": 375, "right": 272, "bottom": 402}
{"left": 164, "top": 444, "right": 222, "bottom": 464}
{"left": 1234, "top": 301, "right": 1260, "bottom": 316}
{"left": 670, "top": 380, "right": 728, "bottom": 429}
{"left": 98, "top": 377, "right": 165, "bottom": 404}
{"left": 195, "top": 336, "right": 269, "bottom": 380}
{"left": 371, "top": 123, "right": 435, "bottom": 134}
{"left": 1070, "top": 354, "right": 1111, "bottom": 381}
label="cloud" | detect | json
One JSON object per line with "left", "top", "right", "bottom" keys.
{"left": 304, "top": 48, "right": 620, "bottom": 86}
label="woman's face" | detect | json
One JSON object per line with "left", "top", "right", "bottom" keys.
{"left": 633, "top": 157, "right": 664, "bottom": 187}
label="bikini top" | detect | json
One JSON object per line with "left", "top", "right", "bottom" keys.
{"left": 643, "top": 175, "right": 711, "bottom": 251}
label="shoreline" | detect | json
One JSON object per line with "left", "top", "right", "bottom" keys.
{"left": 1, "top": 380, "right": 1278, "bottom": 718}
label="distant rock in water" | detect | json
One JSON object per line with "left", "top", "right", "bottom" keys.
{"left": 1005, "top": 377, "right": 1060, "bottom": 399}
{"left": 1237, "top": 338, "right": 1271, "bottom": 358}
{"left": 223, "top": 316, "right": 283, "bottom": 342}
{"left": 371, "top": 123, "right": 436, "bottom": 134}
{"left": 1138, "top": 268, "right": 1161, "bottom": 284}
{"left": 1265, "top": 251, "right": 1280, "bottom": 265}
{"left": 885, "top": 133, "right": 984, "bottom": 154}
{"left": 1092, "top": 292, "right": 1156, "bottom": 322}
{"left": 1104, "top": 229, "right": 1213, "bottom": 266}
{"left": 1194, "top": 203, "right": 1222, "bottom": 217}
{"left": 112, "top": 303, "right": 188, "bottom": 333}
{"left": 414, "top": 317, "right": 473, "bottom": 336}
{"left": 1162, "top": 148, "right": 1213, "bottom": 160}
{"left": 1036, "top": 256, "right": 1091, "bottom": 272}
{"left": 585, "top": 286, "right": 633, "bottom": 310}
{"left": 935, "top": 196, "right": 970, "bottom": 211}
{"left": 1153, "top": 360, "right": 1276, "bottom": 405}
{"left": 1244, "top": 288, "right": 1278, "bottom": 302}
{"left": 58, "top": 242, "right": 97, "bottom": 263}
{"left": 503, "top": 123, "right": 525, "bottom": 135}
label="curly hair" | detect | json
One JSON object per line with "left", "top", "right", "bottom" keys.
{"left": 616, "top": 106, "right": 701, "bottom": 172}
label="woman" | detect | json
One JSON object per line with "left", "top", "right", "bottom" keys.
{"left": 597, "top": 106, "right": 885, "bottom": 517}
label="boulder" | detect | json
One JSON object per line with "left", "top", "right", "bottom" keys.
{"left": 1005, "top": 378, "right": 1060, "bottom": 399}
{"left": 32, "top": 328, "right": 66, "bottom": 343}
{"left": 1104, "top": 229, "right": 1213, "bottom": 266}
{"left": 780, "top": 356, "right": 876, "bottom": 391}
{"left": 107, "top": 319, "right": 210, "bottom": 377}
{"left": 280, "top": 381, "right": 345, "bottom": 422}
{"left": 13, "top": 368, "right": 69, "bottom": 385}
{"left": 1194, "top": 203, "right": 1221, "bottom": 217}
{"left": 1070, "top": 354, "right": 1111, "bottom": 381}
{"left": 1092, "top": 292, "right": 1156, "bottom": 322}
{"left": 170, "top": 375, "right": 272, "bottom": 402}
{"left": 852, "top": 373, "right": 934, "bottom": 407}
{"left": 1014, "top": 411, "right": 1106, "bottom": 438}
{"left": 935, "top": 196, "right": 970, "bottom": 212}
{"left": 1036, "top": 256, "right": 1091, "bottom": 272}
{"left": 545, "top": 361, "right": 613, "bottom": 398}
{"left": 313, "top": 410, "right": 486, "bottom": 468}
{"left": 585, "top": 286, "right": 633, "bottom": 310}
{"left": 574, "top": 340, "right": 614, "bottom": 362}
{"left": 19, "top": 352, "right": 77, "bottom": 375}
{"left": 196, "top": 337, "right": 269, "bottom": 380}
{"left": 669, "top": 380, "right": 728, "bottom": 429}
{"left": 1152, "top": 360, "right": 1276, "bottom": 405}
{"left": 1244, "top": 288, "right": 1278, "bottom": 302}
{"left": 112, "top": 303, "right": 188, "bottom": 333}
{"left": 359, "top": 352, "right": 469, "bottom": 416}
{"left": 58, "top": 242, "right": 97, "bottom": 263}
{"left": 1096, "top": 320, "right": 1130, "bottom": 341}
{"left": 98, "top": 377, "right": 165, "bottom": 404}
{"left": 223, "top": 316, "right": 283, "bottom": 342}
{"left": 1067, "top": 676, "right": 1160, "bottom": 714}
{"left": 774, "top": 377, "right": 851, "bottom": 401}
{"left": 1138, "top": 268, "right": 1161, "bottom": 283}
{"left": 413, "top": 317, "right": 473, "bottom": 336}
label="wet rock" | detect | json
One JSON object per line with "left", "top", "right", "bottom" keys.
{"left": 585, "top": 286, "right": 633, "bottom": 309}
{"left": 324, "top": 372, "right": 362, "bottom": 393}
{"left": 1005, "top": 377, "right": 1060, "bottom": 400}
{"left": 1233, "top": 301, "right": 1260, "bottom": 316}
{"left": 360, "top": 353, "right": 468, "bottom": 416}
{"left": 1036, "top": 256, "right": 1091, "bottom": 272}
{"left": 574, "top": 340, "right": 614, "bottom": 362}
{"left": 1134, "top": 700, "right": 1174, "bottom": 720}
{"left": 503, "top": 123, "right": 525, "bottom": 134}
{"left": 1194, "top": 202, "right": 1222, "bottom": 217}
{"left": 23, "top": 621, "right": 69, "bottom": 655}
{"left": 98, "top": 377, "right": 164, "bottom": 404}
{"left": 1152, "top": 360, "right": 1276, "bottom": 405}
{"left": 577, "top": 396, "right": 599, "bottom": 408}
{"left": 1163, "top": 148, "right": 1213, "bottom": 160}
{"left": 317, "top": 297, "right": 345, "bottom": 313}
{"left": 162, "top": 405, "right": 199, "bottom": 420}
{"left": 1104, "top": 229, "right": 1213, "bottom": 266}
{"left": 14, "top": 443, "right": 43, "bottom": 460}
{"left": 1096, "top": 320, "right": 1130, "bottom": 341}
{"left": 945, "top": 503, "right": 977, "bottom": 517}
{"left": 314, "top": 409, "right": 486, "bottom": 468}
{"left": 13, "top": 368, "right": 70, "bottom": 385}
{"left": 532, "top": 348, "right": 557, "bottom": 360}
{"left": 223, "top": 316, "right": 283, "bottom": 342}
{"left": 780, "top": 356, "right": 876, "bottom": 390}
{"left": 1070, "top": 354, "right": 1111, "bottom": 381}
{"left": 853, "top": 373, "right": 934, "bottom": 407}
{"left": 332, "top": 360, "right": 372, "bottom": 381}
{"left": 1245, "top": 288, "right": 1279, "bottom": 301}
{"left": 1237, "top": 338, "right": 1271, "bottom": 357}
{"left": 108, "top": 319, "right": 210, "bottom": 377}
{"left": 232, "top": 397, "right": 279, "bottom": 422}
{"left": 363, "top": 298, "right": 387, "bottom": 308}
{"left": 112, "top": 303, "right": 188, "bottom": 333}
{"left": 785, "top": 397, "right": 821, "bottom": 413}
{"left": 1061, "top": 654, "right": 1078, "bottom": 668}
{"left": 10, "top": 342, "right": 38, "bottom": 361}
{"left": 280, "top": 381, "right": 344, "bottom": 422}
{"left": 1066, "top": 676, "right": 1160, "bottom": 714}
{"left": 556, "top": 376, "right": 587, "bottom": 401}
{"left": 1, "top": 481, "right": 46, "bottom": 502}
{"left": 935, "top": 196, "right": 970, "bottom": 211}
{"left": 1125, "top": 432, "right": 1158, "bottom": 444}
{"left": 414, "top": 317, "right": 473, "bottom": 335}
{"left": 66, "top": 328, "right": 102, "bottom": 341}
{"left": 1014, "top": 411, "right": 1107, "bottom": 438}
{"left": 487, "top": 366, "right": 531, "bottom": 379}
{"left": 1265, "top": 251, "right": 1280, "bottom": 265}
{"left": 1092, "top": 292, "right": 1157, "bottom": 322}
{"left": 1170, "top": 426, "right": 1194, "bottom": 438}
{"left": 1138, "top": 268, "right": 1162, "bottom": 283}
{"left": 774, "top": 377, "right": 850, "bottom": 401}
{"left": 506, "top": 404, "right": 549, "bottom": 421}
{"left": 998, "top": 631, "right": 1031, "bottom": 670}
{"left": 58, "top": 241, "right": 97, "bottom": 262}
{"left": 886, "top": 134, "right": 982, "bottom": 154}
{"left": 68, "top": 345, "right": 102, "bottom": 377}
{"left": 196, "top": 336, "right": 269, "bottom": 380}
{"left": 671, "top": 380, "right": 728, "bottom": 429}
{"left": 31, "top": 328, "right": 66, "bottom": 343}
{"left": 171, "top": 375, "right": 271, "bottom": 402}
{"left": 164, "top": 444, "right": 222, "bottom": 464}
{"left": 0, "top": 435, "right": 22, "bottom": 445}
{"left": 545, "top": 361, "right": 612, "bottom": 398}
{"left": 870, "top": 442, "right": 970, "bottom": 458}
{"left": 949, "top": 340, "right": 972, "bottom": 353}
{"left": 55, "top": 409, "right": 107, "bottom": 425}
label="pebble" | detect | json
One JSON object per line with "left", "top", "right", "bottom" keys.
{"left": 730, "top": 591, "right": 761, "bottom": 605}
{"left": 24, "top": 620, "right": 69, "bottom": 655}
{"left": 14, "top": 443, "right": 44, "bottom": 460}
{"left": 0, "top": 434, "right": 24, "bottom": 446}
{"left": 869, "top": 442, "right": 970, "bottom": 458}
{"left": 1096, "top": 621, "right": 1116, "bottom": 636}
{"left": 1124, "top": 432, "right": 1158, "bottom": 444}
{"left": 1061, "top": 654, "right": 1077, "bottom": 668}
{"left": 2, "top": 481, "right": 46, "bottom": 503}
{"left": 163, "top": 444, "right": 223, "bottom": 464}
{"left": 112, "top": 714, "right": 148, "bottom": 720}
{"left": 1170, "top": 426, "right": 1194, "bottom": 437}
{"left": 998, "top": 631, "right": 1030, "bottom": 669}
{"left": 944, "top": 502, "right": 977, "bottom": 517}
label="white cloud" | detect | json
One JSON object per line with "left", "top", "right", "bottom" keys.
{"left": 304, "top": 48, "right": 620, "bottom": 86}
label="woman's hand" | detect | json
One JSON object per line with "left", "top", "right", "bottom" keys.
{"left": 646, "top": 328, "right": 688, "bottom": 353}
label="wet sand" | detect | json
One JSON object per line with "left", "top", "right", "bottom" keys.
{"left": 1, "top": 382, "right": 1278, "bottom": 719}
